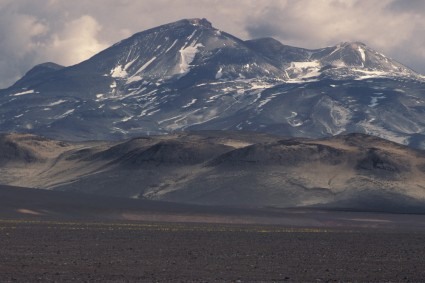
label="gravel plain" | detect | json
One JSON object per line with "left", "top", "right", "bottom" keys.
{"left": 0, "top": 219, "right": 424, "bottom": 282}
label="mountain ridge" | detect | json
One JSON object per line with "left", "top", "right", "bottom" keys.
{"left": 0, "top": 18, "right": 424, "bottom": 148}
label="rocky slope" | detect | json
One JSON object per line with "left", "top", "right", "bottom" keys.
{"left": 0, "top": 18, "right": 424, "bottom": 148}
{"left": 0, "top": 132, "right": 424, "bottom": 212}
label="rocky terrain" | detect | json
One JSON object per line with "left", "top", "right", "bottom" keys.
{"left": 0, "top": 184, "right": 425, "bottom": 282}
{"left": 0, "top": 131, "right": 424, "bottom": 212}
{"left": 0, "top": 18, "right": 424, "bottom": 148}
{"left": 1, "top": 218, "right": 425, "bottom": 282}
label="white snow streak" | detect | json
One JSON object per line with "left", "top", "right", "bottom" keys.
{"left": 56, "top": 109, "right": 75, "bottom": 119}
{"left": 47, "top": 99, "right": 67, "bottom": 106}
{"left": 165, "top": 39, "right": 178, "bottom": 53}
{"left": 182, "top": 99, "right": 197, "bottom": 108}
{"left": 11, "top": 90, "right": 35, "bottom": 96}
{"left": 358, "top": 46, "right": 366, "bottom": 62}
{"left": 124, "top": 57, "right": 138, "bottom": 70}
{"left": 135, "top": 57, "right": 157, "bottom": 74}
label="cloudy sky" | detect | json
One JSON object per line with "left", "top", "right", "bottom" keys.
{"left": 0, "top": 0, "right": 424, "bottom": 88}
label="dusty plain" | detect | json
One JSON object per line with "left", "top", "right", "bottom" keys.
{"left": 0, "top": 186, "right": 425, "bottom": 282}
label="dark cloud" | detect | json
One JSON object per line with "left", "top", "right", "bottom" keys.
{"left": 387, "top": 0, "right": 425, "bottom": 13}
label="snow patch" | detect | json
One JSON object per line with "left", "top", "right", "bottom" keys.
{"left": 328, "top": 45, "right": 341, "bottom": 57}
{"left": 215, "top": 67, "right": 223, "bottom": 79}
{"left": 124, "top": 57, "right": 138, "bottom": 70}
{"left": 353, "top": 69, "right": 389, "bottom": 80}
{"left": 183, "top": 99, "right": 197, "bottom": 108}
{"left": 111, "top": 65, "right": 127, "bottom": 78}
{"left": 258, "top": 93, "right": 279, "bottom": 108}
{"left": 165, "top": 39, "right": 178, "bottom": 53}
{"left": 358, "top": 46, "right": 366, "bottom": 62}
{"left": 147, "top": 109, "right": 160, "bottom": 116}
{"left": 11, "top": 90, "right": 35, "bottom": 96}
{"left": 187, "top": 30, "right": 197, "bottom": 41}
{"left": 290, "top": 61, "right": 320, "bottom": 71}
{"left": 249, "top": 81, "right": 274, "bottom": 90}
{"left": 47, "top": 99, "right": 67, "bottom": 106}
{"left": 134, "top": 57, "right": 157, "bottom": 74}
{"left": 179, "top": 43, "right": 204, "bottom": 75}
{"left": 286, "top": 61, "right": 321, "bottom": 82}
{"left": 120, "top": 116, "right": 133, "bottom": 122}
{"left": 56, "top": 109, "right": 75, "bottom": 119}
{"left": 96, "top": 94, "right": 105, "bottom": 101}
{"left": 126, "top": 75, "right": 143, "bottom": 84}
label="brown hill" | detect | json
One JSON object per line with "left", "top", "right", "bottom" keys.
{"left": 0, "top": 131, "right": 424, "bottom": 212}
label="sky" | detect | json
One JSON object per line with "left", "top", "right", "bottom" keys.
{"left": 0, "top": 0, "right": 424, "bottom": 88}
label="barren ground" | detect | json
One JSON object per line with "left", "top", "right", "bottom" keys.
{"left": 0, "top": 219, "right": 424, "bottom": 282}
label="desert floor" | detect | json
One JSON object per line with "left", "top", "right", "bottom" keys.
{"left": 0, "top": 219, "right": 424, "bottom": 282}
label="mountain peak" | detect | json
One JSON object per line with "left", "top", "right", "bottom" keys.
{"left": 2, "top": 19, "right": 425, "bottom": 147}
{"left": 169, "top": 18, "right": 213, "bottom": 29}
{"left": 339, "top": 41, "right": 367, "bottom": 47}
{"left": 186, "top": 18, "right": 213, "bottom": 28}
{"left": 9, "top": 62, "right": 65, "bottom": 89}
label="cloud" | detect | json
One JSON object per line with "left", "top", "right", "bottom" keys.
{"left": 245, "top": 0, "right": 425, "bottom": 73}
{"left": 387, "top": 0, "right": 425, "bottom": 13}
{"left": 0, "top": 9, "right": 49, "bottom": 87}
{"left": 0, "top": 0, "right": 424, "bottom": 88}
{"left": 0, "top": 1, "right": 107, "bottom": 88}
{"left": 46, "top": 15, "right": 108, "bottom": 66}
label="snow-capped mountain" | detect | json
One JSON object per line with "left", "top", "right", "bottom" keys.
{"left": 0, "top": 18, "right": 424, "bottom": 148}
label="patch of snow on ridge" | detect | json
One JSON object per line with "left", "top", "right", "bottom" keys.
{"left": 215, "top": 67, "right": 223, "bottom": 79}
{"left": 358, "top": 46, "right": 366, "bottom": 62}
{"left": 291, "top": 61, "right": 321, "bottom": 70}
{"left": 56, "top": 109, "right": 75, "bottom": 119}
{"left": 165, "top": 39, "right": 178, "bottom": 53}
{"left": 47, "top": 100, "right": 67, "bottom": 106}
{"left": 126, "top": 75, "right": 143, "bottom": 84}
{"left": 258, "top": 93, "right": 279, "bottom": 108}
{"left": 179, "top": 43, "right": 204, "bottom": 75}
{"left": 121, "top": 116, "right": 133, "bottom": 122}
{"left": 124, "top": 57, "right": 138, "bottom": 70}
{"left": 111, "top": 65, "right": 127, "bottom": 78}
{"left": 134, "top": 57, "right": 157, "bottom": 74}
{"left": 11, "top": 90, "right": 35, "bottom": 96}
{"left": 353, "top": 69, "right": 389, "bottom": 80}
{"left": 286, "top": 61, "right": 321, "bottom": 81}
{"left": 328, "top": 44, "right": 341, "bottom": 57}
{"left": 183, "top": 99, "right": 197, "bottom": 108}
